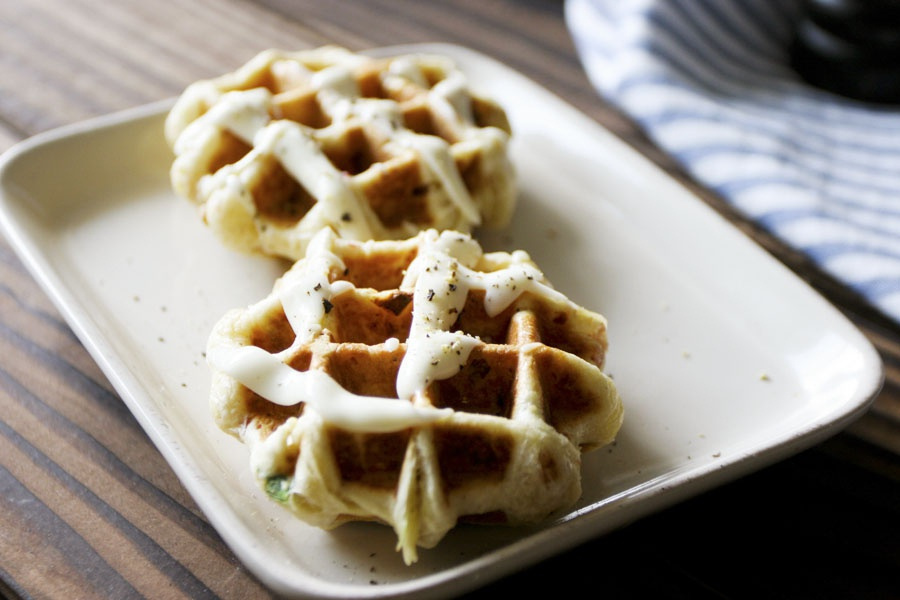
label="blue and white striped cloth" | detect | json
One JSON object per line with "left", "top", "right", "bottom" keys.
{"left": 566, "top": 0, "right": 900, "bottom": 324}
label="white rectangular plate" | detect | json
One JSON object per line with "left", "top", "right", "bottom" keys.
{"left": 0, "top": 44, "right": 883, "bottom": 599}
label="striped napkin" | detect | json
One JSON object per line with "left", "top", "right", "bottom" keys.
{"left": 566, "top": 0, "right": 900, "bottom": 324}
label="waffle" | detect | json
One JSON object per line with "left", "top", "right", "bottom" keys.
{"left": 206, "top": 228, "right": 623, "bottom": 563}
{"left": 165, "top": 46, "right": 516, "bottom": 260}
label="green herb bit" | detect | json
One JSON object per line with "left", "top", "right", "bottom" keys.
{"left": 265, "top": 475, "right": 292, "bottom": 503}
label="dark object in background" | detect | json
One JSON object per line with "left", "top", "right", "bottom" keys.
{"left": 790, "top": 0, "right": 900, "bottom": 103}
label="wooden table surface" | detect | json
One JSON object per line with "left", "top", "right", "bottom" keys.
{"left": 2, "top": 1, "right": 899, "bottom": 598}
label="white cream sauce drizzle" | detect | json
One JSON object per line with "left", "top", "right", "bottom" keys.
{"left": 275, "top": 229, "right": 353, "bottom": 343}
{"left": 182, "top": 85, "right": 380, "bottom": 240}
{"left": 395, "top": 230, "right": 567, "bottom": 400}
{"left": 175, "top": 87, "right": 272, "bottom": 156}
{"left": 210, "top": 228, "right": 570, "bottom": 433}
{"left": 176, "top": 53, "right": 500, "bottom": 234}
{"left": 210, "top": 344, "right": 452, "bottom": 432}
{"left": 319, "top": 60, "right": 483, "bottom": 225}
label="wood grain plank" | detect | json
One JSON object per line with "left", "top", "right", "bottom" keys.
{"left": 0, "top": 467, "right": 136, "bottom": 600}
{"left": 0, "top": 341, "right": 268, "bottom": 598}
{"left": 0, "top": 0, "right": 326, "bottom": 135}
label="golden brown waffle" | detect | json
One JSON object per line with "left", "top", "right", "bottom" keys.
{"left": 207, "top": 228, "right": 623, "bottom": 563}
{"left": 165, "top": 46, "right": 516, "bottom": 259}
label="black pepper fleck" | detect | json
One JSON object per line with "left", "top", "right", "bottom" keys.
{"left": 323, "top": 298, "right": 334, "bottom": 313}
